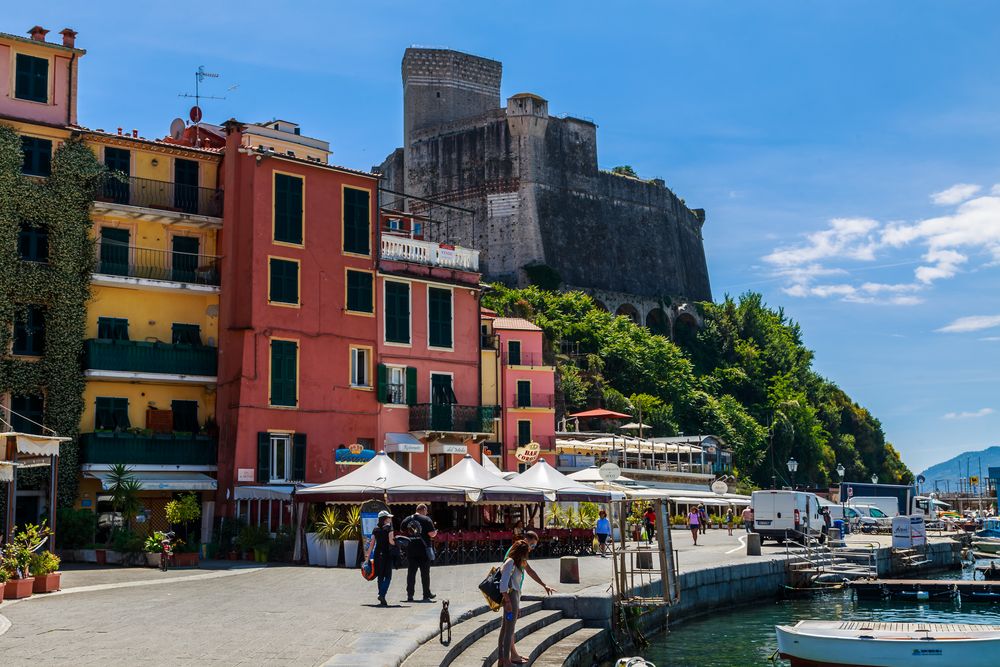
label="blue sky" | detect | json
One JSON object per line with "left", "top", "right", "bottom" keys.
{"left": 11, "top": 1, "right": 1000, "bottom": 474}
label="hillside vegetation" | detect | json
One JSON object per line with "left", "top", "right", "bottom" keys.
{"left": 483, "top": 286, "right": 912, "bottom": 489}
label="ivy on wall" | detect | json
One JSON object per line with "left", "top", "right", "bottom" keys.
{"left": 0, "top": 124, "right": 103, "bottom": 509}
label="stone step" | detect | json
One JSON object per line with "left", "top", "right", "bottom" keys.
{"left": 449, "top": 609, "right": 564, "bottom": 667}
{"left": 531, "top": 627, "right": 606, "bottom": 667}
{"left": 401, "top": 601, "right": 544, "bottom": 667}
{"left": 501, "top": 617, "right": 585, "bottom": 667}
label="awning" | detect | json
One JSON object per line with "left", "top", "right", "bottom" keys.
{"left": 1, "top": 432, "right": 70, "bottom": 467}
{"left": 428, "top": 454, "right": 546, "bottom": 504}
{"left": 385, "top": 432, "right": 425, "bottom": 454}
{"left": 233, "top": 485, "right": 307, "bottom": 501}
{"left": 429, "top": 441, "right": 468, "bottom": 456}
{"left": 0, "top": 461, "right": 14, "bottom": 483}
{"left": 296, "top": 451, "right": 467, "bottom": 504}
{"left": 84, "top": 471, "right": 217, "bottom": 491}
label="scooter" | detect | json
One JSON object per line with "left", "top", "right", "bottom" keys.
{"left": 160, "top": 531, "right": 176, "bottom": 572}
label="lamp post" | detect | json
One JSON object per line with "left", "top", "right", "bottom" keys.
{"left": 787, "top": 457, "right": 798, "bottom": 490}
{"left": 837, "top": 464, "right": 846, "bottom": 531}
{"left": 871, "top": 473, "right": 879, "bottom": 485}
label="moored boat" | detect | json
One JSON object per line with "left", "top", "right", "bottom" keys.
{"left": 775, "top": 620, "right": 1000, "bottom": 666}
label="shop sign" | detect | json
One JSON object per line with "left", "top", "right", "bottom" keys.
{"left": 515, "top": 441, "right": 541, "bottom": 463}
{"left": 237, "top": 468, "right": 254, "bottom": 482}
{"left": 348, "top": 443, "right": 364, "bottom": 455}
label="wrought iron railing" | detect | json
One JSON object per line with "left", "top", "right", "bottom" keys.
{"left": 386, "top": 382, "right": 406, "bottom": 405}
{"left": 503, "top": 351, "right": 549, "bottom": 367}
{"left": 96, "top": 174, "right": 223, "bottom": 217}
{"left": 513, "top": 393, "right": 555, "bottom": 408}
{"left": 94, "top": 239, "right": 220, "bottom": 286}
{"left": 84, "top": 339, "right": 217, "bottom": 376}
{"left": 80, "top": 432, "right": 217, "bottom": 466}
{"left": 409, "top": 404, "right": 495, "bottom": 433}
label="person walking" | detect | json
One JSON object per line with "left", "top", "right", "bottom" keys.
{"left": 595, "top": 509, "right": 612, "bottom": 557}
{"left": 820, "top": 506, "right": 832, "bottom": 545}
{"left": 498, "top": 540, "right": 537, "bottom": 666}
{"left": 742, "top": 506, "right": 754, "bottom": 533}
{"left": 725, "top": 507, "right": 735, "bottom": 536}
{"left": 366, "top": 510, "right": 395, "bottom": 607}
{"left": 401, "top": 503, "right": 437, "bottom": 602}
{"left": 643, "top": 505, "right": 656, "bottom": 544}
{"left": 687, "top": 507, "right": 701, "bottom": 545}
{"left": 698, "top": 505, "right": 708, "bottom": 535}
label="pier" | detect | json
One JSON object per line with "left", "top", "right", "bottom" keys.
{"left": 848, "top": 577, "right": 1000, "bottom": 602}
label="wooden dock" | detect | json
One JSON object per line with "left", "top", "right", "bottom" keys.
{"left": 847, "top": 577, "right": 1000, "bottom": 602}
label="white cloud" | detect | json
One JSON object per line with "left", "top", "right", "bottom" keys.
{"left": 915, "top": 248, "right": 967, "bottom": 284}
{"left": 980, "top": 336, "right": 1000, "bottom": 342}
{"left": 943, "top": 407, "right": 995, "bottom": 420}
{"left": 931, "top": 183, "right": 981, "bottom": 205}
{"left": 764, "top": 217, "right": 879, "bottom": 267}
{"left": 937, "top": 314, "right": 1000, "bottom": 333}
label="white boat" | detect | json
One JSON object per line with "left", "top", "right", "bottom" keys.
{"left": 971, "top": 539, "right": 1000, "bottom": 554}
{"left": 775, "top": 620, "right": 1000, "bottom": 666}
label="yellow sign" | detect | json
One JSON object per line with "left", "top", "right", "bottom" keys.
{"left": 971, "top": 476, "right": 980, "bottom": 486}
{"left": 515, "top": 441, "right": 541, "bottom": 464}
{"left": 348, "top": 443, "right": 364, "bottom": 455}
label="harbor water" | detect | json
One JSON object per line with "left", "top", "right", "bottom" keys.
{"left": 642, "top": 562, "right": 1000, "bottom": 666}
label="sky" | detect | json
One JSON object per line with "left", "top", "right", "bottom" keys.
{"left": 9, "top": 1, "right": 1000, "bottom": 474}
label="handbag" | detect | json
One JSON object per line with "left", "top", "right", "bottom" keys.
{"left": 361, "top": 558, "right": 376, "bottom": 581}
{"left": 478, "top": 566, "right": 503, "bottom": 610}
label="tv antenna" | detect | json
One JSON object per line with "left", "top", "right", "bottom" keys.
{"left": 178, "top": 65, "right": 226, "bottom": 144}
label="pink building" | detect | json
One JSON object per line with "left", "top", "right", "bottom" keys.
{"left": 481, "top": 314, "right": 556, "bottom": 472}
{"left": 0, "top": 26, "right": 82, "bottom": 127}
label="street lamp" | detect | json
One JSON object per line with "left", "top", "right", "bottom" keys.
{"left": 871, "top": 473, "right": 879, "bottom": 485}
{"left": 836, "top": 464, "right": 846, "bottom": 533}
{"left": 787, "top": 457, "right": 798, "bottom": 489}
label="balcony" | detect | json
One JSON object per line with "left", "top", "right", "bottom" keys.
{"left": 504, "top": 351, "right": 551, "bottom": 367}
{"left": 84, "top": 339, "right": 217, "bottom": 380}
{"left": 93, "top": 240, "right": 220, "bottom": 289}
{"left": 80, "top": 432, "right": 217, "bottom": 466}
{"left": 409, "top": 404, "right": 495, "bottom": 434}
{"left": 94, "top": 174, "right": 223, "bottom": 221}
{"left": 380, "top": 234, "right": 479, "bottom": 272}
{"left": 512, "top": 393, "right": 555, "bottom": 409}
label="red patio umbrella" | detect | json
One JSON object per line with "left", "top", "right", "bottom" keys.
{"left": 568, "top": 408, "right": 632, "bottom": 420}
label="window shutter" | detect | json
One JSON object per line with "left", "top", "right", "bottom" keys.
{"left": 257, "top": 432, "right": 270, "bottom": 483}
{"left": 376, "top": 363, "right": 388, "bottom": 403}
{"left": 274, "top": 175, "right": 303, "bottom": 244}
{"left": 292, "top": 433, "right": 307, "bottom": 481}
{"left": 344, "top": 188, "right": 370, "bottom": 255}
{"left": 406, "top": 366, "right": 417, "bottom": 406}
{"left": 429, "top": 288, "right": 452, "bottom": 348}
{"left": 95, "top": 397, "right": 112, "bottom": 430}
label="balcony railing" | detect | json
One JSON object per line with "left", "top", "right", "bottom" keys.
{"left": 84, "top": 339, "right": 218, "bottom": 376}
{"left": 386, "top": 382, "right": 406, "bottom": 405}
{"left": 380, "top": 235, "right": 479, "bottom": 272}
{"left": 94, "top": 239, "right": 220, "bottom": 286}
{"left": 513, "top": 393, "right": 555, "bottom": 409}
{"left": 504, "top": 351, "right": 549, "bottom": 367}
{"left": 96, "top": 174, "right": 223, "bottom": 218}
{"left": 410, "top": 404, "right": 495, "bottom": 433}
{"left": 80, "top": 432, "right": 217, "bottom": 466}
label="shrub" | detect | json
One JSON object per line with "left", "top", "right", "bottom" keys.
{"left": 56, "top": 508, "right": 97, "bottom": 549}
{"left": 29, "top": 550, "right": 60, "bottom": 576}
{"left": 236, "top": 524, "right": 271, "bottom": 552}
{"left": 165, "top": 493, "right": 201, "bottom": 525}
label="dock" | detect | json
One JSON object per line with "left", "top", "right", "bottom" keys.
{"left": 847, "top": 577, "right": 1000, "bottom": 602}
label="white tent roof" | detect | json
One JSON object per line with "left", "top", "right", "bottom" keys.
{"left": 296, "top": 451, "right": 466, "bottom": 504}
{"left": 429, "top": 455, "right": 546, "bottom": 503}
{"left": 567, "top": 466, "right": 636, "bottom": 484}
{"left": 510, "top": 459, "right": 613, "bottom": 502}
{"left": 482, "top": 454, "right": 507, "bottom": 478}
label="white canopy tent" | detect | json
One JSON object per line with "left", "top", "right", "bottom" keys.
{"left": 296, "top": 451, "right": 466, "bottom": 504}
{"left": 509, "top": 459, "right": 613, "bottom": 503}
{"left": 429, "top": 455, "right": 547, "bottom": 504}
{"left": 2, "top": 431, "right": 68, "bottom": 542}
{"left": 567, "top": 466, "right": 637, "bottom": 485}
{"left": 481, "top": 454, "right": 515, "bottom": 480}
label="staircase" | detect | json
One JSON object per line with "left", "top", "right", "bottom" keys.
{"left": 785, "top": 539, "right": 878, "bottom": 585}
{"left": 400, "top": 599, "right": 605, "bottom": 667}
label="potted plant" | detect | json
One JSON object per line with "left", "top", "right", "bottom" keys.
{"left": 165, "top": 493, "right": 202, "bottom": 565}
{"left": 236, "top": 525, "right": 271, "bottom": 563}
{"left": 29, "top": 551, "right": 61, "bottom": 593}
{"left": 0, "top": 568, "right": 7, "bottom": 603}
{"left": 1, "top": 523, "right": 48, "bottom": 599}
{"left": 305, "top": 506, "right": 323, "bottom": 566}
{"left": 144, "top": 533, "right": 165, "bottom": 567}
{"left": 339, "top": 506, "right": 362, "bottom": 568}
{"left": 315, "top": 507, "right": 341, "bottom": 568}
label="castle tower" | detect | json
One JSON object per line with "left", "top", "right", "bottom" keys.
{"left": 402, "top": 48, "right": 502, "bottom": 147}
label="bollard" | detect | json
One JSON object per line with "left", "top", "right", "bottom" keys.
{"left": 829, "top": 527, "right": 843, "bottom": 547}
{"left": 746, "top": 532, "right": 762, "bottom": 556}
{"left": 559, "top": 556, "right": 580, "bottom": 584}
{"left": 635, "top": 546, "right": 653, "bottom": 570}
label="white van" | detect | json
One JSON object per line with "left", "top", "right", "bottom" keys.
{"left": 752, "top": 490, "right": 823, "bottom": 543}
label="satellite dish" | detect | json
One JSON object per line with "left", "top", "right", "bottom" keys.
{"left": 189, "top": 105, "right": 203, "bottom": 123}
{"left": 711, "top": 480, "right": 728, "bottom": 495}
{"left": 169, "top": 118, "right": 186, "bottom": 140}
{"left": 599, "top": 463, "right": 622, "bottom": 482}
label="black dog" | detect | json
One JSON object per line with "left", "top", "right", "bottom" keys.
{"left": 439, "top": 599, "right": 451, "bottom": 646}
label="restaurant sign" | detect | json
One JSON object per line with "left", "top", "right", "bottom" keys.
{"left": 515, "top": 441, "right": 541, "bottom": 463}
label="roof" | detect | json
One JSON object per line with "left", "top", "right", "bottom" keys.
{"left": 429, "top": 455, "right": 545, "bottom": 503}
{"left": 0, "top": 31, "right": 86, "bottom": 55}
{"left": 296, "top": 451, "right": 466, "bottom": 503}
{"left": 78, "top": 127, "right": 223, "bottom": 156}
{"left": 492, "top": 317, "right": 541, "bottom": 331}
{"left": 509, "top": 459, "right": 612, "bottom": 502}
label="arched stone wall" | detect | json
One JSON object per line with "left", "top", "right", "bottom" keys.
{"left": 615, "top": 303, "right": 641, "bottom": 324}
{"left": 645, "top": 308, "right": 669, "bottom": 336}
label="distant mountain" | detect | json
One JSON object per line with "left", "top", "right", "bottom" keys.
{"left": 918, "top": 446, "right": 1000, "bottom": 492}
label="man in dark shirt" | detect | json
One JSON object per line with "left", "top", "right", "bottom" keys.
{"left": 401, "top": 503, "right": 437, "bottom": 602}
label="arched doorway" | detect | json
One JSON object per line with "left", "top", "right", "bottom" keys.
{"left": 615, "top": 303, "right": 640, "bottom": 325}
{"left": 645, "top": 308, "right": 669, "bottom": 336}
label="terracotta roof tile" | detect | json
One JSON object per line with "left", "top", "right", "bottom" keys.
{"left": 492, "top": 317, "right": 541, "bottom": 331}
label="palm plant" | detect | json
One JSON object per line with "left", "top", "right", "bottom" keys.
{"left": 546, "top": 503, "right": 566, "bottom": 528}
{"left": 315, "top": 507, "right": 341, "bottom": 543}
{"left": 106, "top": 463, "right": 143, "bottom": 531}
{"left": 339, "top": 506, "right": 362, "bottom": 541}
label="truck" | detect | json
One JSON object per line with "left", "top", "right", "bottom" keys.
{"left": 751, "top": 490, "right": 823, "bottom": 543}
{"left": 848, "top": 496, "right": 901, "bottom": 518}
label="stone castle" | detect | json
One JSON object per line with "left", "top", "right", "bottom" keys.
{"left": 378, "top": 48, "right": 712, "bottom": 335}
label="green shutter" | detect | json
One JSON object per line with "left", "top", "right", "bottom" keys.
{"left": 376, "top": 363, "right": 388, "bottom": 403}
{"left": 343, "top": 188, "right": 370, "bottom": 255}
{"left": 428, "top": 288, "right": 453, "bottom": 348}
{"left": 15, "top": 54, "right": 48, "bottom": 103}
{"left": 95, "top": 397, "right": 113, "bottom": 430}
{"left": 270, "top": 339, "right": 298, "bottom": 407}
{"left": 518, "top": 421, "right": 532, "bottom": 446}
{"left": 269, "top": 258, "right": 299, "bottom": 305}
{"left": 274, "top": 174, "right": 303, "bottom": 244}
{"left": 257, "top": 432, "right": 271, "bottom": 483}
{"left": 517, "top": 381, "right": 531, "bottom": 407}
{"left": 385, "top": 281, "right": 410, "bottom": 344}
{"left": 292, "top": 433, "right": 307, "bottom": 481}
{"left": 346, "top": 270, "right": 373, "bottom": 313}
{"left": 406, "top": 366, "right": 417, "bottom": 406}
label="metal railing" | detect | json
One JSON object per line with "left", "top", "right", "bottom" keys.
{"left": 503, "top": 351, "right": 549, "bottom": 367}
{"left": 94, "top": 239, "right": 221, "bottom": 286}
{"left": 409, "top": 404, "right": 495, "bottom": 433}
{"left": 84, "top": 339, "right": 217, "bottom": 376}
{"left": 386, "top": 382, "right": 406, "bottom": 405}
{"left": 80, "top": 432, "right": 217, "bottom": 466}
{"left": 96, "top": 174, "right": 223, "bottom": 218}
{"left": 380, "top": 235, "right": 479, "bottom": 272}
{"left": 512, "top": 392, "right": 555, "bottom": 409}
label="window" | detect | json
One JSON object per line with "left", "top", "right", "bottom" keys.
{"left": 387, "top": 218, "right": 400, "bottom": 231}
{"left": 516, "top": 380, "right": 531, "bottom": 408}
{"left": 174, "top": 158, "right": 199, "bottom": 214}
{"left": 350, "top": 347, "right": 371, "bottom": 388}
{"left": 18, "top": 223, "right": 48, "bottom": 262}
{"left": 257, "top": 432, "right": 306, "bottom": 483}
{"left": 346, "top": 270, "right": 373, "bottom": 314}
{"left": 384, "top": 281, "right": 410, "bottom": 344}
{"left": 274, "top": 173, "right": 304, "bottom": 245}
{"left": 269, "top": 258, "right": 300, "bottom": 305}
{"left": 171, "top": 323, "right": 201, "bottom": 346}
{"left": 98, "top": 227, "right": 130, "bottom": 276}
{"left": 13, "top": 305, "right": 45, "bottom": 356}
{"left": 95, "top": 397, "right": 130, "bottom": 430}
{"left": 269, "top": 339, "right": 298, "bottom": 407}
{"left": 507, "top": 341, "right": 521, "bottom": 365}
{"left": 171, "top": 235, "right": 200, "bottom": 283}
{"left": 103, "top": 147, "right": 131, "bottom": 204}
{"left": 517, "top": 420, "right": 532, "bottom": 446}
{"left": 14, "top": 54, "right": 48, "bottom": 103}
{"left": 343, "top": 187, "right": 370, "bottom": 255}
{"left": 10, "top": 395, "right": 44, "bottom": 435}
{"left": 428, "top": 287, "right": 453, "bottom": 348}
{"left": 171, "top": 400, "right": 199, "bottom": 433}
{"left": 21, "top": 136, "right": 52, "bottom": 177}
{"left": 413, "top": 222, "right": 423, "bottom": 238}
{"left": 378, "top": 364, "right": 416, "bottom": 405}
{"left": 97, "top": 317, "right": 129, "bottom": 341}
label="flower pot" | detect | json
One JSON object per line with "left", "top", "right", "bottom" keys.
{"left": 146, "top": 552, "right": 161, "bottom": 567}
{"left": 174, "top": 552, "right": 199, "bottom": 567}
{"left": 0, "top": 583, "right": 4, "bottom": 603}
{"left": 81, "top": 549, "right": 97, "bottom": 563}
{"left": 342, "top": 540, "right": 360, "bottom": 568}
{"left": 305, "top": 532, "right": 324, "bottom": 566}
{"left": 4, "top": 577, "right": 35, "bottom": 599}
{"left": 227, "top": 551, "right": 238, "bottom": 561}
{"left": 95, "top": 549, "right": 107, "bottom": 565}
{"left": 253, "top": 548, "right": 268, "bottom": 563}
{"left": 32, "top": 573, "right": 61, "bottom": 594}
{"left": 106, "top": 550, "right": 122, "bottom": 565}
{"left": 321, "top": 539, "right": 341, "bottom": 567}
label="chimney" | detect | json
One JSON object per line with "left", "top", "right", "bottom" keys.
{"left": 132, "top": 129, "right": 138, "bottom": 138}
{"left": 27, "top": 26, "right": 49, "bottom": 42}
{"left": 59, "top": 28, "right": 77, "bottom": 48}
